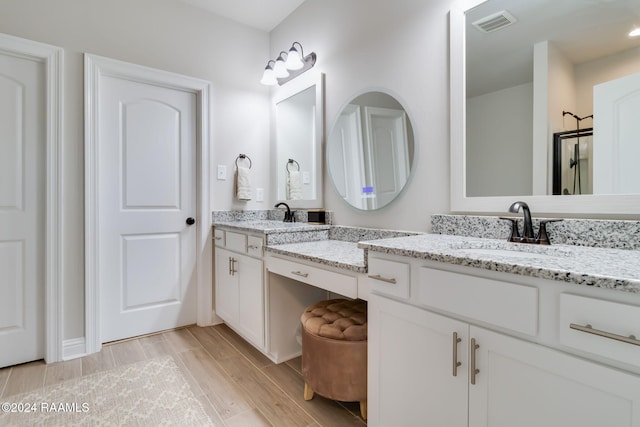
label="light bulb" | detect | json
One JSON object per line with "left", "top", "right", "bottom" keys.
{"left": 273, "top": 56, "right": 289, "bottom": 78}
{"left": 629, "top": 28, "right": 640, "bottom": 37}
{"left": 260, "top": 65, "right": 277, "bottom": 85}
{"left": 285, "top": 47, "right": 304, "bottom": 70}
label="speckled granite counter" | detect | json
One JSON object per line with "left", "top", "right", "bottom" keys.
{"left": 358, "top": 234, "right": 640, "bottom": 293}
{"left": 213, "top": 220, "right": 330, "bottom": 245}
{"left": 264, "top": 240, "right": 366, "bottom": 273}
{"left": 214, "top": 220, "right": 330, "bottom": 234}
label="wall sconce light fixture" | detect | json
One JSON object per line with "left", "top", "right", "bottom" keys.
{"left": 260, "top": 42, "right": 316, "bottom": 86}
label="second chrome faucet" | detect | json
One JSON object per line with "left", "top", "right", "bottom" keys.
{"left": 500, "top": 201, "right": 561, "bottom": 245}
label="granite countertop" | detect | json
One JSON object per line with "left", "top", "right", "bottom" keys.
{"left": 264, "top": 240, "right": 366, "bottom": 273}
{"left": 214, "top": 220, "right": 330, "bottom": 234}
{"left": 358, "top": 234, "right": 640, "bottom": 293}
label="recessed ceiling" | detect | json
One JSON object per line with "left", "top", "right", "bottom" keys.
{"left": 177, "top": 0, "right": 306, "bottom": 32}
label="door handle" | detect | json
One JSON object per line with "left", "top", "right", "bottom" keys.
{"left": 186, "top": 217, "right": 195, "bottom": 225}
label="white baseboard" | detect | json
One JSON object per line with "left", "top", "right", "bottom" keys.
{"left": 62, "top": 337, "right": 87, "bottom": 360}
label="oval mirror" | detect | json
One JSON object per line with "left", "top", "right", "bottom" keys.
{"left": 327, "top": 90, "right": 416, "bottom": 210}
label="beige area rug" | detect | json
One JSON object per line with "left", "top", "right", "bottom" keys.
{"left": 0, "top": 355, "right": 213, "bottom": 426}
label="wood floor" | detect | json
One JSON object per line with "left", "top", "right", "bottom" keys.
{"left": 0, "top": 324, "right": 367, "bottom": 427}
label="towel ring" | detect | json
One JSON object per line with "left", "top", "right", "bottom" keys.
{"left": 235, "top": 154, "right": 252, "bottom": 169}
{"left": 286, "top": 159, "right": 300, "bottom": 173}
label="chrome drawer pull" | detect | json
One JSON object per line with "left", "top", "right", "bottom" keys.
{"left": 214, "top": 236, "right": 223, "bottom": 240}
{"left": 248, "top": 245, "right": 259, "bottom": 250}
{"left": 291, "top": 271, "right": 309, "bottom": 278}
{"left": 570, "top": 323, "right": 640, "bottom": 347}
{"left": 368, "top": 274, "right": 397, "bottom": 284}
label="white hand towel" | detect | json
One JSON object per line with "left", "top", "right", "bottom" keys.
{"left": 235, "top": 166, "right": 252, "bottom": 201}
{"left": 287, "top": 171, "right": 303, "bottom": 200}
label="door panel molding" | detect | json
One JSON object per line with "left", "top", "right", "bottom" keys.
{"left": 84, "top": 54, "right": 212, "bottom": 355}
{"left": 0, "top": 33, "right": 63, "bottom": 364}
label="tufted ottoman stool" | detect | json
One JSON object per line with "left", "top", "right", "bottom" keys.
{"left": 300, "top": 298, "right": 368, "bottom": 419}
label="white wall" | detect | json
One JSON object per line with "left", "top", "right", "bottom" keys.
{"left": 270, "top": 0, "right": 451, "bottom": 231}
{"left": 576, "top": 46, "right": 640, "bottom": 118}
{"left": 466, "top": 83, "right": 533, "bottom": 197}
{"left": 0, "top": 0, "right": 270, "bottom": 340}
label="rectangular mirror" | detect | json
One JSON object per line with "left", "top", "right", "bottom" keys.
{"left": 273, "top": 70, "right": 324, "bottom": 209}
{"left": 451, "top": 0, "right": 640, "bottom": 214}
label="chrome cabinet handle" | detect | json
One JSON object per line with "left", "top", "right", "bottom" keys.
{"left": 470, "top": 338, "right": 480, "bottom": 385}
{"left": 452, "top": 332, "right": 462, "bottom": 377}
{"left": 214, "top": 236, "right": 222, "bottom": 240}
{"left": 291, "top": 271, "right": 309, "bottom": 278}
{"left": 248, "top": 245, "right": 259, "bottom": 250}
{"left": 367, "top": 274, "right": 397, "bottom": 284}
{"left": 570, "top": 323, "right": 640, "bottom": 347}
{"left": 228, "top": 257, "right": 238, "bottom": 276}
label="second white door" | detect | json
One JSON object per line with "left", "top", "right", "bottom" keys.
{"left": 99, "top": 73, "right": 197, "bottom": 343}
{"left": 0, "top": 41, "right": 45, "bottom": 368}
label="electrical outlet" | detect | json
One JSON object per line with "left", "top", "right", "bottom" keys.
{"left": 256, "top": 188, "right": 264, "bottom": 202}
{"left": 303, "top": 171, "right": 310, "bottom": 184}
{"left": 217, "top": 165, "right": 227, "bottom": 180}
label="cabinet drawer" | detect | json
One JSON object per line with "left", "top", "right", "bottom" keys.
{"left": 559, "top": 293, "right": 640, "bottom": 368}
{"left": 266, "top": 256, "right": 357, "bottom": 299}
{"left": 367, "top": 256, "right": 410, "bottom": 299}
{"left": 214, "top": 228, "right": 225, "bottom": 247}
{"left": 247, "top": 235, "right": 263, "bottom": 257}
{"left": 417, "top": 267, "right": 538, "bottom": 336}
{"left": 225, "top": 231, "right": 247, "bottom": 253}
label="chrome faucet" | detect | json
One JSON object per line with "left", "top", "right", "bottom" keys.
{"left": 274, "top": 202, "right": 295, "bottom": 222}
{"left": 500, "top": 201, "right": 562, "bottom": 245}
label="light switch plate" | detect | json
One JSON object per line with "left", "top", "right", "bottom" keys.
{"left": 256, "top": 188, "right": 264, "bottom": 202}
{"left": 217, "top": 165, "right": 227, "bottom": 180}
{"left": 303, "top": 171, "right": 310, "bottom": 184}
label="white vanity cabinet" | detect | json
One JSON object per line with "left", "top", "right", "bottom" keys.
{"left": 367, "top": 254, "right": 640, "bottom": 427}
{"left": 214, "top": 229, "right": 265, "bottom": 349}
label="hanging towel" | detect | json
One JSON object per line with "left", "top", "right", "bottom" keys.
{"left": 287, "top": 171, "right": 303, "bottom": 200}
{"left": 235, "top": 166, "right": 252, "bottom": 201}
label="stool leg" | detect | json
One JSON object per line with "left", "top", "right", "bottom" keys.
{"left": 303, "top": 382, "right": 314, "bottom": 401}
{"left": 360, "top": 400, "right": 367, "bottom": 420}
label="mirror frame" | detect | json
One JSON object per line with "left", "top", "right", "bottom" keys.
{"left": 450, "top": 0, "right": 640, "bottom": 215}
{"left": 272, "top": 70, "right": 325, "bottom": 209}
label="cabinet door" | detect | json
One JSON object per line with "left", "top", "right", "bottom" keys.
{"left": 469, "top": 326, "right": 640, "bottom": 427}
{"left": 237, "top": 255, "right": 264, "bottom": 349}
{"left": 369, "top": 294, "right": 468, "bottom": 427}
{"left": 214, "top": 248, "right": 238, "bottom": 323}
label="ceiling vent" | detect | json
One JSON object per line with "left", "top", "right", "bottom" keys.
{"left": 472, "top": 10, "right": 517, "bottom": 33}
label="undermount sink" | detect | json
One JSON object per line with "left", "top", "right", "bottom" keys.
{"left": 454, "top": 248, "right": 557, "bottom": 259}
{"left": 449, "top": 242, "right": 574, "bottom": 260}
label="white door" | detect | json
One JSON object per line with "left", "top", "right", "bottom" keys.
{"left": 237, "top": 254, "right": 264, "bottom": 348}
{"left": 470, "top": 326, "right": 640, "bottom": 427}
{"left": 0, "top": 49, "right": 45, "bottom": 367}
{"left": 369, "top": 295, "right": 469, "bottom": 427}
{"left": 593, "top": 72, "right": 640, "bottom": 194}
{"left": 99, "top": 74, "right": 197, "bottom": 343}
{"left": 327, "top": 104, "right": 366, "bottom": 209}
{"left": 363, "top": 106, "right": 409, "bottom": 209}
{"left": 214, "top": 248, "right": 239, "bottom": 324}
